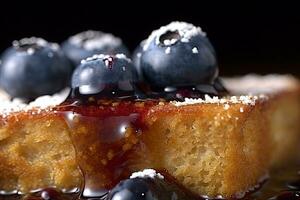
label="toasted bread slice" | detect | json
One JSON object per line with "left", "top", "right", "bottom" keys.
{"left": 0, "top": 75, "right": 298, "bottom": 198}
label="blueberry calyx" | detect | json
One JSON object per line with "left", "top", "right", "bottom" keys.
{"left": 143, "top": 21, "right": 207, "bottom": 51}
{"left": 158, "top": 30, "right": 181, "bottom": 46}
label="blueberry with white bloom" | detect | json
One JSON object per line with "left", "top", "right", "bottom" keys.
{"left": 62, "top": 30, "right": 130, "bottom": 66}
{"left": 71, "top": 54, "right": 139, "bottom": 98}
{"left": 140, "top": 21, "right": 218, "bottom": 88}
{"left": 0, "top": 37, "right": 72, "bottom": 100}
{"left": 132, "top": 40, "right": 146, "bottom": 81}
{"left": 107, "top": 170, "right": 194, "bottom": 200}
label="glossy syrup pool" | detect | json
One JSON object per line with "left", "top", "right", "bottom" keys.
{"left": 59, "top": 98, "right": 158, "bottom": 199}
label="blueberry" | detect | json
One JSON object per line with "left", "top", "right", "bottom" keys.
{"left": 0, "top": 37, "right": 72, "bottom": 100}
{"left": 140, "top": 21, "right": 218, "bottom": 88}
{"left": 107, "top": 171, "right": 195, "bottom": 200}
{"left": 269, "top": 191, "right": 300, "bottom": 200}
{"left": 107, "top": 178, "right": 156, "bottom": 200}
{"left": 40, "top": 188, "right": 62, "bottom": 200}
{"left": 24, "top": 188, "right": 63, "bottom": 200}
{"left": 62, "top": 30, "right": 130, "bottom": 66}
{"left": 71, "top": 54, "right": 138, "bottom": 98}
{"left": 287, "top": 179, "right": 300, "bottom": 190}
{"left": 132, "top": 40, "right": 145, "bottom": 81}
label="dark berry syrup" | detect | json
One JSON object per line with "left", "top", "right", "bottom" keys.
{"left": 58, "top": 92, "right": 159, "bottom": 198}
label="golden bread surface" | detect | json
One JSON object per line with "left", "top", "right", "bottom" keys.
{"left": 0, "top": 75, "right": 299, "bottom": 198}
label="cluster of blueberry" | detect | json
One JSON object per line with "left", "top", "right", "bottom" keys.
{"left": 0, "top": 21, "right": 224, "bottom": 101}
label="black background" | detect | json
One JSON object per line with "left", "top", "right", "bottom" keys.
{"left": 0, "top": 1, "right": 299, "bottom": 77}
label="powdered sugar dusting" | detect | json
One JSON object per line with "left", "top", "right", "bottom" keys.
{"left": 13, "top": 37, "right": 59, "bottom": 53}
{"left": 165, "top": 47, "right": 171, "bottom": 54}
{"left": 81, "top": 53, "right": 131, "bottom": 64}
{"left": 192, "top": 47, "right": 198, "bottom": 54}
{"left": 143, "top": 21, "right": 206, "bottom": 51}
{"left": 136, "top": 52, "right": 142, "bottom": 58}
{"left": 224, "top": 74, "right": 299, "bottom": 95}
{"left": 29, "top": 88, "right": 70, "bottom": 108}
{"left": 27, "top": 48, "right": 35, "bottom": 55}
{"left": 0, "top": 88, "right": 70, "bottom": 117}
{"left": 114, "top": 53, "right": 130, "bottom": 60}
{"left": 163, "top": 38, "right": 177, "bottom": 46}
{"left": 130, "top": 169, "right": 164, "bottom": 180}
{"left": 224, "top": 104, "right": 230, "bottom": 110}
{"left": 171, "top": 74, "right": 298, "bottom": 107}
{"left": 13, "top": 37, "right": 47, "bottom": 48}
{"left": 0, "top": 89, "right": 10, "bottom": 101}
{"left": 172, "top": 94, "right": 265, "bottom": 107}
{"left": 69, "top": 30, "right": 122, "bottom": 51}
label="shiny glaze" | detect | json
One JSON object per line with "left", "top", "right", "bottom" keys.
{"left": 59, "top": 97, "right": 159, "bottom": 198}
